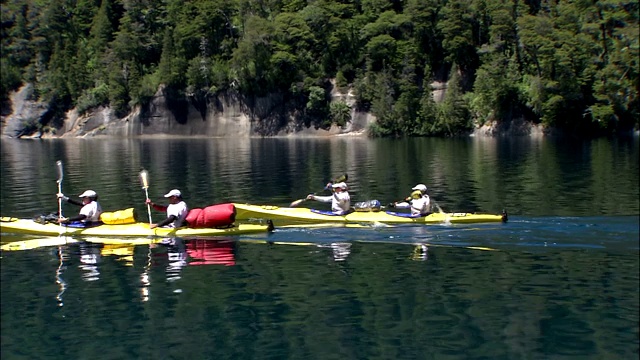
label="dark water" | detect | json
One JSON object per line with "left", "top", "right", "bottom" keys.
{"left": 1, "top": 137, "right": 638, "bottom": 359}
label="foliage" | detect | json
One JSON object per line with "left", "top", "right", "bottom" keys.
{"left": 306, "top": 86, "right": 327, "bottom": 115}
{"left": 76, "top": 81, "right": 110, "bottom": 114}
{"left": 329, "top": 101, "right": 351, "bottom": 127}
{"left": 0, "top": 0, "right": 637, "bottom": 136}
{"left": 0, "top": 58, "right": 22, "bottom": 102}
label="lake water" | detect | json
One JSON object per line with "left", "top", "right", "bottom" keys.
{"left": 1, "top": 137, "right": 638, "bottom": 359}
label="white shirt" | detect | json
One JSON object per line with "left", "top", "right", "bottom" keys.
{"left": 395, "top": 195, "right": 430, "bottom": 216}
{"left": 314, "top": 191, "right": 351, "bottom": 214}
{"left": 79, "top": 201, "right": 102, "bottom": 222}
{"left": 166, "top": 201, "right": 189, "bottom": 227}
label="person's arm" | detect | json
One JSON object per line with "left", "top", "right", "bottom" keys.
{"left": 66, "top": 214, "right": 88, "bottom": 222}
{"left": 146, "top": 200, "right": 168, "bottom": 212}
{"left": 58, "top": 194, "right": 83, "bottom": 207}
{"left": 152, "top": 215, "right": 176, "bottom": 229}
{"left": 58, "top": 213, "right": 88, "bottom": 223}
{"left": 309, "top": 195, "right": 332, "bottom": 203}
{"left": 394, "top": 201, "right": 411, "bottom": 209}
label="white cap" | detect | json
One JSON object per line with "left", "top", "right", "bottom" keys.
{"left": 164, "top": 189, "right": 182, "bottom": 197}
{"left": 331, "top": 182, "right": 348, "bottom": 190}
{"left": 78, "top": 190, "right": 97, "bottom": 198}
{"left": 412, "top": 184, "right": 427, "bottom": 192}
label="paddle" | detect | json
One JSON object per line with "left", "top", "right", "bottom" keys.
{"left": 56, "top": 161, "right": 64, "bottom": 222}
{"left": 290, "top": 196, "right": 313, "bottom": 208}
{"left": 290, "top": 173, "right": 348, "bottom": 207}
{"left": 139, "top": 170, "right": 153, "bottom": 224}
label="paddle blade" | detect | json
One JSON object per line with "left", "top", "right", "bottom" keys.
{"left": 333, "top": 173, "right": 348, "bottom": 183}
{"left": 56, "top": 161, "right": 64, "bottom": 183}
{"left": 139, "top": 170, "right": 149, "bottom": 189}
{"left": 290, "top": 198, "right": 306, "bottom": 207}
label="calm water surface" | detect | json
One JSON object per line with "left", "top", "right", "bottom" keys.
{"left": 1, "top": 137, "right": 638, "bottom": 359}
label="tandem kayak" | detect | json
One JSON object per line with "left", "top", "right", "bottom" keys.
{"left": 233, "top": 203, "right": 508, "bottom": 225}
{"left": 0, "top": 217, "right": 274, "bottom": 237}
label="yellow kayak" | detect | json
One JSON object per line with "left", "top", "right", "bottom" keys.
{"left": 233, "top": 203, "right": 507, "bottom": 225}
{"left": 0, "top": 217, "right": 274, "bottom": 237}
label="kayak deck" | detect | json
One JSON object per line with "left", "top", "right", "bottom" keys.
{"left": 0, "top": 217, "right": 274, "bottom": 237}
{"left": 234, "top": 203, "right": 507, "bottom": 225}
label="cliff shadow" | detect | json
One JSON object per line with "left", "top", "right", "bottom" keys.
{"left": 165, "top": 89, "right": 189, "bottom": 125}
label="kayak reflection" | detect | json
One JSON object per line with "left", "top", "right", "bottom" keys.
{"left": 183, "top": 238, "right": 236, "bottom": 266}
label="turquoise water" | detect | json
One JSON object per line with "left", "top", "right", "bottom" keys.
{"left": 1, "top": 137, "right": 638, "bottom": 359}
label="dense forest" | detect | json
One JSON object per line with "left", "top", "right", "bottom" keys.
{"left": 1, "top": 0, "right": 638, "bottom": 137}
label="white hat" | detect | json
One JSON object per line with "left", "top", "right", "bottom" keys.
{"left": 164, "top": 189, "right": 182, "bottom": 197}
{"left": 412, "top": 184, "right": 427, "bottom": 192}
{"left": 78, "top": 190, "right": 97, "bottom": 198}
{"left": 331, "top": 182, "right": 348, "bottom": 190}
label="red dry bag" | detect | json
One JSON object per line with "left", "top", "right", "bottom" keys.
{"left": 186, "top": 203, "right": 236, "bottom": 228}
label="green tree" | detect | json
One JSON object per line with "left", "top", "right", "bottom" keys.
{"left": 368, "top": 69, "right": 398, "bottom": 136}
{"left": 230, "top": 16, "right": 274, "bottom": 94}
{"left": 157, "top": 27, "right": 186, "bottom": 88}
{"left": 438, "top": 65, "right": 472, "bottom": 135}
{"left": 306, "top": 86, "right": 327, "bottom": 115}
{"left": 329, "top": 101, "right": 351, "bottom": 127}
{"left": 88, "top": 0, "right": 116, "bottom": 54}
{"left": 365, "top": 34, "right": 397, "bottom": 72}
{"left": 469, "top": 53, "right": 521, "bottom": 124}
{"left": 405, "top": 0, "right": 445, "bottom": 73}
{"left": 438, "top": 0, "right": 478, "bottom": 72}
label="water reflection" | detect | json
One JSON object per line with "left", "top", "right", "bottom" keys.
{"left": 78, "top": 242, "right": 101, "bottom": 281}
{"left": 141, "top": 246, "right": 151, "bottom": 302}
{"left": 55, "top": 246, "right": 69, "bottom": 307}
{"left": 163, "top": 238, "right": 188, "bottom": 282}
{"left": 328, "top": 242, "right": 352, "bottom": 262}
{"left": 0, "top": 226, "right": 638, "bottom": 360}
{"left": 146, "top": 238, "right": 188, "bottom": 297}
{"left": 185, "top": 238, "right": 236, "bottom": 266}
{"left": 411, "top": 244, "right": 429, "bottom": 261}
{"left": 100, "top": 244, "right": 135, "bottom": 266}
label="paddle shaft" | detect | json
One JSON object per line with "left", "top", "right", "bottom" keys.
{"left": 144, "top": 187, "right": 152, "bottom": 224}
{"left": 140, "top": 170, "right": 153, "bottom": 224}
{"left": 56, "top": 161, "right": 64, "bottom": 220}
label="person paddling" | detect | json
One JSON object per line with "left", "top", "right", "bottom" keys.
{"left": 389, "top": 184, "right": 431, "bottom": 216}
{"left": 306, "top": 182, "right": 351, "bottom": 215}
{"left": 290, "top": 173, "right": 349, "bottom": 207}
{"left": 56, "top": 190, "right": 103, "bottom": 224}
{"left": 146, "top": 189, "right": 189, "bottom": 229}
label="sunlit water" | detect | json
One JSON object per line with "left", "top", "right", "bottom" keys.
{"left": 1, "top": 137, "right": 638, "bottom": 359}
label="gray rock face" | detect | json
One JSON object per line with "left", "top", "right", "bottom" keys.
{"left": 1, "top": 84, "right": 50, "bottom": 138}
{"left": 2, "top": 83, "right": 373, "bottom": 138}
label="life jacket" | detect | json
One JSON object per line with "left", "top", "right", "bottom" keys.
{"left": 185, "top": 203, "right": 236, "bottom": 228}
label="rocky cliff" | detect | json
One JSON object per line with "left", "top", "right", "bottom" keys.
{"left": 1, "top": 81, "right": 553, "bottom": 139}
{"left": 1, "top": 81, "right": 374, "bottom": 138}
